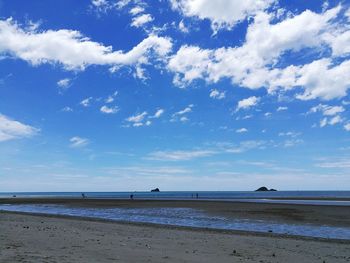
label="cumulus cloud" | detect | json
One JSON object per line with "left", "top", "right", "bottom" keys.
{"left": 0, "top": 18, "right": 172, "bottom": 73}
{"left": 131, "top": 14, "right": 153, "bottom": 28}
{"left": 100, "top": 105, "right": 119, "bottom": 114}
{"left": 57, "top": 78, "right": 71, "bottom": 90}
{"left": 170, "top": 0, "right": 276, "bottom": 32}
{"left": 209, "top": 89, "right": 225, "bottom": 99}
{"left": 167, "top": 6, "right": 350, "bottom": 100}
{"left": 69, "top": 136, "right": 89, "bottom": 148}
{"left": 309, "top": 104, "right": 345, "bottom": 116}
{"left": 150, "top": 109, "right": 164, "bottom": 118}
{"left": 129, "top": 6, "right": 145, "bottom": 16}
{"left": 178, "top": 20, "right": 189, "bottom": 33}
{"left": 236, "top": 96, "right": 260, "bottom": 111}
{"left": 80, "top": 97, "right": 93, "bottom": 107}
{"left": 0, "top": 114, "right": 38, "bottom": 142}
{"left": 236, "top": 128, "right": 248, "bottom": 133}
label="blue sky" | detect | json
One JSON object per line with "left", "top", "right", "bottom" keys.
{"left": 1, "top": 0, "right": 350, "bottom": 191}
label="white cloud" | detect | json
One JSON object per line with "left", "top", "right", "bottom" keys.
{"left": 170, "top": 0, "right": 276, "bottom": 32}
{"left": 100, "top": 105, "right": 119, "bottom": 114}
{"left": 127, "top": 111, "right": 147, "bottom": 122}
{"left": 130, "top": 6, "right": 145, "bottom": 16}
{"left": 70, "top": 136, "right": 89, "bottom": 148}
{"left": 131, "top": 14, "right": 153, "bottom": 28}
{"left": 61, "top": 106, "right": 73, "bottom": 112}
{"left": 0, "top": 18, "right": 172, "bottom": 72}
{"left": 105, "top": 90, "right": 118, "bottom": 103}
{"left": 218, "top": 140, "right": 266, "bottom": 153}
{"left": 167, "top": 6, "right": 350, "bottom": 101}
{"left": 80, "top": 97, "right": 93, "bottom": 107}
{"left": 310, "top": 104, "right": 345, "bottom": 116}
{"left": 179, "top": 116, "right": 189, "bottom": 122}
{"left": 171, "top": 104, "right": 193, "bottom": 122}
{"left": 283, "top": 139, "right": 303, "bottom": 147}
{"left": 236, "top": 96, "right": 259, "bottom": 111}
{"left": 126, "top": 111, "right": 148, "bottom": 127}
{"left": 309, "top": 104, "right": 345, "bottom": 127}
{"left": 57, "top": 78, "right": 71, "bottom": 89}
{"left": 105, "top": 96, "right": 114, "bottom": 103}
{"left": 277, "top": 106, "right": 288, "bottom": 111}
{"left": 236, "top": 128, "right": 248, "bottom": 133}
{"left": 150, "top": 109, "right": 164, "bottom": 118}
{"left": 178, "top": 20, "right": 189, "bottom": 33}
{"left": 147, "top": 149, "right": 216, "bottom": 161}
{"left": 320, "top": 115, "right": 343, "bottom": 127}
{"left": 278, "top": 131, "right": 301, "bottom": 138}
{"left": 173, "top": 104, "right": 193, "bottom": 116}
{"left": 209, "top": 89, "right": 225, "bottom": 99}
{"left": 0, "top": 114, "right": 38, "bottom": 142}
{"left": 344, "top": 123, "right": 350, "bottom": 131}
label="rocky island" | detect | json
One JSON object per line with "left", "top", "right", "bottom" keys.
{"left": 255, "top": 186, "right": 277, "bottom": 192}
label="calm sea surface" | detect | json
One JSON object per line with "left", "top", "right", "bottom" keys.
{"left": 1, "top": 191, "right": 350, "bottom": 200}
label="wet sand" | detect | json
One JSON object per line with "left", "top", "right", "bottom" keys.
{"left": 0, "top": 211, "right": 349, "bottom": 263}
{"left": 1, "top": 198, "right": 350, "bottom": 227}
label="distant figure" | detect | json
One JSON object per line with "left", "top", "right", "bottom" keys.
{"left": 196, "top": 193, "right": 199, "bottom": 199}
{"left": 81, "top": 193, "right": 86, "bottom": 199}
{"left": 130, "top": 194, "right": 134, "bottom": 200}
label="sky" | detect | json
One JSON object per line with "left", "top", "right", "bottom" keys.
{"left": 1, "top": 0, "right": 350, "bottom": 192}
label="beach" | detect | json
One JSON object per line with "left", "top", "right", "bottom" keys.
{"left": 1, "top": 212, "right": 350, "bottom": 263}
{"left": 1, "top": 199, "right": 350, "bottom": 262}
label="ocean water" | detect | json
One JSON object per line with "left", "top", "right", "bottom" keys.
{"left": 1, "top": 191, "right": 350, "bottom": 206}
{"left": 1, "top": 191, "right": 350, "bottom": 200}
{"left": 1, "top": 204, "right": 350, "bottom": 240}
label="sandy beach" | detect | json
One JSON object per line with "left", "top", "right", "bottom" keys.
{"left": 1, "top": 199, "right": 350, "bottom": 262}
{"left": 0, "top": 212, "right": 349, "bottom": 263}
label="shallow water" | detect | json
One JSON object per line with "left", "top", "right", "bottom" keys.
{"left": 1, "top": 191, "right": 350, "bottom": 200}
{"left": 1, "top": 204, "right": 350, "bottom": 240}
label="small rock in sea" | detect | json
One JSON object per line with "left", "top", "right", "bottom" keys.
{"left": 268, "top": 230, "right": 273, "bottom": 233}
{"left": 233, "top": 250, "right": 236, "bottom": 254}
{"left": 272, "top": 253, "right": 276, "bottom": 257}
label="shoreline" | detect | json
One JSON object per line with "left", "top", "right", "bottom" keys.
{"left": 1, "top": 211, "right": 350, "bottom": 263}
{"left": 1, "top": 210, "right": 349, "bottom": 244}
{"left": 1, "top": 198, "right": 350, "bottom": 227}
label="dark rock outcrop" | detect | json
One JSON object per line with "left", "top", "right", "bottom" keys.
{"left": 151, "top": 188, "right": 160, "bottom": 192}
{"left": 255, "top": 186, "right": 277, "bottom": 192}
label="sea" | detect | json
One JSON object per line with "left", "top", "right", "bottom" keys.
{"left": 1, "top": 190, "right": 350, "bottom": 201}
{"left": 1, "top": 191, "right": 350, "bottom": 240}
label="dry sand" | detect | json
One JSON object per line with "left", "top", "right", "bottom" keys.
{"left": 1, "top": 211, "right": 350, "bottom": 263}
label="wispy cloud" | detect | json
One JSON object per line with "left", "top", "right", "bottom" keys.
{"left": 0, "top": 114, "right": 39, "bottom": 142}
{"left": 147, "top": 149, "right": 216, "bottom": 161}
{"left": 69, "top": 136, "right": 89, "bottom": 148}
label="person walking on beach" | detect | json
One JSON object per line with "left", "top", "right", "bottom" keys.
{"left": 130, "top": 194, "right": 134, "bottom": 200}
